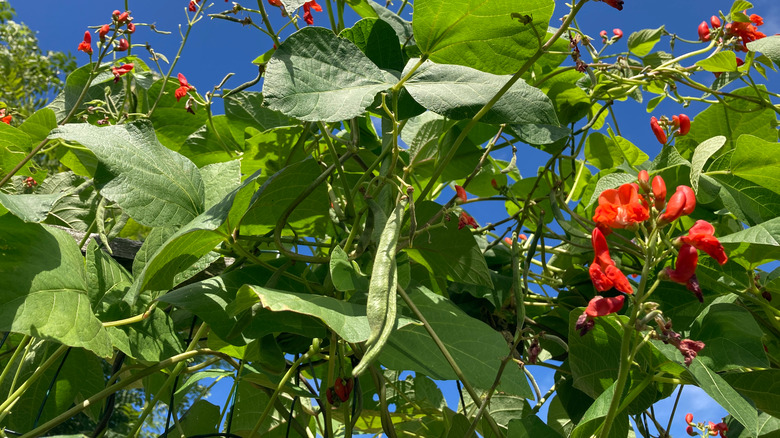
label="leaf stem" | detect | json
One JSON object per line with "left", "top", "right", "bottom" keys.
{"left": 0, "top": 344, "right": 69, "bottom": 423}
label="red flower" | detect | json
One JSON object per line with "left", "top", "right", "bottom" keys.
{"left": 698, "top": 21, "right": 711, "bottom": 42}
{"left": 454, "top": 185, "right": 467, "bottom": 203}
{"left": 652, "top": 175, "right": 666, "bottom": 210}
{"left": 457, "top": 211, "right": 478, "bottom": 230}
{"left": 302, "top": 0, "right": 322, "bottom": 25}
{"left": 592, "top": 183, "right": 649, "bottom": 230}
{"left": 116, "top": 38, "right": 129, "bottom": 51}
{"left": 612, "top": 28, "right": 623, "bottom": 39}
{"left": 727, "top": 18, "right": 766, "bottom": 51}
{"left": 685, "top": 413, "right": 694, "bottom": 425}
{"left": 1, "top": 114, "right": 11, "bottom": 125}
{"left": 111, "top": 63, "right": 134, "bottom": 82}
{"left": 658, "top": 185, "right": 695, "bottom": 224}
{"left": 711, "top": 15, "right": 722, "bottom": 28}
{"left": 602, "top": 0, "right": 624, "bottom": 11}
{"left": 663, "top": 244, "right": 703, "bottom": 302}
{"left": 589, "top": 227, "right": 633, "bottom": 294}
{"left": 680, "top": 220, "right": 728, "bottom": 265}
{"left": 679, "top": 339, "right": 705, "bottom": 366}
{"left": 686, "top": 426, "right": 696, "bottom": 436}
{"left": 600, "top": 30, "right": 608, "bottom": 40}
{"left": 98, "top": 24, "right": 110, "bottom": 42}
{"left": 189, "top": 0, "right": 198, "bottom": 11}
{"left": 650, "top": 116, "right": 667, "bottom": 144}
{"left": 268, "top": 0, "right": 283, "bottom": 6}
{"left": 638, "top": 170, "right": 649, "bottom": 186}
{"left": 127, "top": 22, "right": 136, "bottom": 34}
{"left": 750, "top": 14, "right": 764, "bottom": 26}
{"left": 77, "top": 30, "right": 93, "bottom": 55}
{"left": 175, "top": 73, "right": 195, "bottom": 101}
{"left": 117, "top": 11, "right": 131, "bottom": 23}
{"left": 676, "top": 114, "right": 690, "bottom": 136}
{"left": 584, "top": 295, "right": 625, "bottom": 317}
{"left": 709, "top": 421, "right": 728, "bottom": 438}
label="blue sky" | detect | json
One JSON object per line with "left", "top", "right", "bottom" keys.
{"left": 10, "top": 0, "right": 777, "bottom": 435}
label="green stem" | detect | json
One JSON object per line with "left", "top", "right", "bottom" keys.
{"left": 0, "top": 344, "right": 69, "bottom": 422}
{"left": 0, "top": 335, "right": 30, "bottom": 396}
{"left": 125, "top": 322, "right": 210, "bottom": 437}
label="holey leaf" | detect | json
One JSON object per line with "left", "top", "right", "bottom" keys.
{"left": 0, "top": 214, "right": 112, "bottom": 357}
{"left": 263, "top": 26, "right": 395, "bottom": 122}
{"left": 413, "top": 0, "right": 555, "bottom": 75}
{"left": 49, "top": 121, "right": 205, "bottom": 227}
{"left": 403, "top": 59, "right": 559, "bottom": 126}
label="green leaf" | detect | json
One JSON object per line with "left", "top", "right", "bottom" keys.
{"left": 0, "top": 193, "right": 62, "bottom": 223}
{"left": 627, "top": 26, "right": 665, "bottom": 57}
{"left": 405, "top": 201, "right": 493, "bottom": 287}
{"left": 18, "top": 107, "right": 57, "bottom": 144}
{"left": 690, "top": 136, "right": 726, "bottom": 193}
{"left": 570, "top": 380, "right": 630, "bottom": 438}
{"left": 507, "top": 415, "right": 562, "bottom": 438}
{"left": 223, "top": 91, "right": 298, "bottom": 147}
{"left": 708, "top": 173, "right": 780, "bottom": 226}
{"left": 234, "top": 284, "right": 412, "bottom": 343}
{"left": 691, "top": 303, "right": 769, "bottom": 371}
{"left": 147, "top": 78, "right": 208, "bottom": 150}
{"left": 718, "top": 216, "right": 780, "bottom": 267}
{"left": 330, "top": 245, "right": 368, "bottom": 292}
{"left": 200, "top": 159, "right": 241, "bottom": 210}
{"left": 696, "top": 51, "right": 739, "bottom": 72}
{"left": 381, "top": 285, "right": 532, "bottom": 397}
{"left": 85, "top": 239, "right": 133, "bottom": 314}
{"left": 108, "top": 307, "right": 183, "bottom": 361}
{"left": 340, "top": 18, "right": 405, "bottom": 72}
{"left": 263, "top": 26, "right": 394, "bottom": 122}
{"left": 49, "top": 121, "right": 205, "bottom": 227}
{"left": 240, "top": 158, "right": 329, "bottom": 237}
{"left": 346, "top": 0, "right": 379, "bottom": 18}
{"left": 747, "top": 35, "right": 780, "bottom": 68}
{"left": 403, "top": 59, "right": 559, "bottom": 126}
{"left": 176, "top": 115, "right": 238, "bottom": 167}
{"left": 0, "top": 120, "right": 32, "bottom": 155}
{"left": 413, "top": 0, "right": 555, "bottom": 74}
{"left": 354, "top": 196, "right": 407, "bottom": 376}
{"left": 585, "top": 133, "right": 624, "bottom": 170}
{"left": 689, "top": 359, "right": 758, "bottom": 436}
{"left": 176, "top": 400, "right": 221, "bottom": 436}
{"left": 0, "top": 215, "right": 112, "bottom": 356}
{"left": 730, "top": 0, "right": 754, "bottom": 18}
{"left": 722, "top": 370, "right": 780, "bottom": 419}
{"left": 241, "top": 126, "right": 306, "bottom": 186}
{"left": 731, "top": 134, "right": 780, "bottom": 196}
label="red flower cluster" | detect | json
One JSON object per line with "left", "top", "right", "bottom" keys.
{"left": 303, "top": 0, "right": 322, "bottom": 25}
{"left": 77, "top": 31, "right": 93, "bottom": 55}
{"left": 685, "top": 413, "right": 728, "bottom": 437}
{"left": 93, "top": 10, "right": 135, "bottom": 52}
{"left": 111, "top": 63, "right": 134, "bottom": 82}
{"left": 650, "top": 114, "right": 690, "bottom": 144}
{"left": 175, "top": 73, "right": 195, "bottom": 101}
{"left": 699, "top": 11, "right": 766, "bottom": 51}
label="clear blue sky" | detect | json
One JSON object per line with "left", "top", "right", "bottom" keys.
{"left": 11, "top": 0, "right": 778, "bottom": 434}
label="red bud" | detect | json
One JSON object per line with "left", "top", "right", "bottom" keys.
{"left": 698, "top": 21, "right": 711, "bottom": 42}
{"left": 711, "top": 15, "right": 721, "bottom": 28}
{"left": 650, "top": 116, "right": 667, "bottom": 144}
{"left": 652, "top": 175, "right": 666, "bottom": 210}
{"left": 677, "top": 114, "right": 690, "bottom": 136}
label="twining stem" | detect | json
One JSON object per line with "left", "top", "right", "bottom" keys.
{"left": 125, "top": 322, "right": 210, "bottom": 437}
{"left": 396, "top": 285, "right": 503, "bottom": 438}
{"left": 0, "top": 344, "right": 69, "bottom": 423}
{"left": 0, "top": 335, "right": 31, "bottom": 396}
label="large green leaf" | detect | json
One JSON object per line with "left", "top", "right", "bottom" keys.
{"left": 569, "top": 380, "right": 630, "bottom": 438}
{"left": 403, "top": 59, "right": 559, "bottom": 126}
{"left": 413, "top": 0, "right": 555, "bottom": 74}
{"left": 722, "top": 370, "right": 780, "bottom": 419}
{"left": 689, "top": 359, "right": 759, "bottom": 436}
{"left": 507, "top": 415, "right": 562, "bottom": 438}
{"left": 690, "top": 136, "right": 726, "bottom": 194}
{"left": 708, "top": 174, "right": 780, "bottom": 226}
{"left": 18, "top": 107, "right": 58, "bottom": 144}
{"left": 696, "top": 51, "right": 739, "bottom": 72}
{"left": 690, "top": 303, "right": 769, "bottom": 371}
{"left": 584, "top": 132, "right": 648, "bottom": 170}
{"left": 405, "top": 201, "right": 493, "bottom": 287}
{"left": 340, "top": 18, "right": 405, "bottom": 72}
{"left": 147, "top": 78, "right": 208, "bottom": 150}
{"left": 0, "top": 122, "right": 32, "bottom": 176}
{"left": 108, "top": 307, "right": 183, "bottom": 361}
{"left": 176, "top": 115, "right": 239, "bottom": 167}
{"left": 0, "top": 193, "right": 62, "bottom": 223}
{"left": 263, "top": 26, "right": 395, "bottom": 122}
{"left": 731, "top": 134, "right": 780, "bottom": 196}
{"left": 380, "top": 285, "right": 532, "bottom": 397}
{"left": 0, "top": 215, "right": 112, "bottom": 356}
{"left": 747, "top": 35, "right": 780, "bottom": 68}
{"left": 49, "top": 121, "right": 205, "bottom": 227}
{"left": 627, "top": 26, "right": 665, "bottom": 57}
{"left": 718, "top": 216, "right": 780, "bottom": 267}
{"left": 223, "top": 91, "right": 298, "bottom": 147}
{"left": 241, "top": 126, "right": 306, "bottom": 186}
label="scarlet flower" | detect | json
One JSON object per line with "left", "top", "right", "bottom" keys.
{"left": 454, "top": 185, "right": 468, "bottom": 203}
{"left": 727, "top": 18, "right": 766, "bottom": 51}
{"left": 98, "top": 24, "right": 110, "bottom": 42}
{"left": 601, "top": 0, "right": 624, "bottom": 11}
{"left": 750, "top": 14, "right": 764, "bottom": 26}
{"left": 709, "top": 421, "right": 728, "bottom": 438}
{"left": 658, "top": 185, "right": 695, "bottom": 224}
{"left": 698, "top": 21, "right": 711, "bottom": 42}
{"left": 650, "top": 116, "right": 667, "bottom": 144}
{"left": 111, "top": 63, "right": 134, "bottom": 83}
{"left": 676, "top": 114, "right": 691, "bottom": 136}
{"left": 680, "top": 220, "right": 728, "bottom": 265}
{"left": 116, "top": 38, "right": 129, "bottom": 51}
{"left": 127, "top": 22, "right": 136, "bottom": 34}
{"left": 711, "top": 15, "right": 721, "bottom": 28}
{"left": 268, "top": 0, "right": 283, "bottom": 6}
{"left": 189, "top": 0, "right": 198, "bottom": 11}
{"left": 117, "top": 11, "right": 131, "bottom": 23}
{"left": 302, "top": 0, "right": 322, "bottom": 25}
{"left": 457, "top": 211, "right": 478, "bottom": 230}
{"left": 589, "top": 227, "right": 633, "bottom": 294}
{"left": 592, "top": 183, "right": 650, "bottom": 230}
{"left": 175, "top": 73, "right": 195, "bottom": 101}
{"left": 652, "top": 175, "right": 666, "bottom": 210}
{"left": 77, "top": 30, "right": 93, "bottom": 55}
{"left": 23, "top": 176, "right": 37, "bottom": 188}
{"left": 685, "top": 413, "right": 694, "bottom": 425}
{"left": 600, "top": 30, "right": 608, "bottom": 40}
{"left": 1, "top": 114, "right": 11, "bottom": 125}
{"left": 112, "top": 10, "right": 121, "bottom": 18}
{"left": 736, "top": 57, "right": 744, "bottom": 67}
{"left": 663, "top": 244, "right": 702, "bottom": 301}
{"left": 613, "top": 28, "right": 623, "bottom": 39}
{"left": 584, "top": 294, "right": 625, "bottom": 317}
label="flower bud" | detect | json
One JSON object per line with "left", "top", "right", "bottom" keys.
{"left": 711, "top": 15, "right": 721, "bottom": 28}
{"left": 115, "top": 38, "right": 129, "bottom": 52}
{"left": 117, "top": 11, "right": 130, "bottom": 23}
{"left": 454, "top": 185, "right": 467, "bottom": 203}
{"left": 127, "top": 22, "right": 136, "bottom": 34}
{"left": 600, "top": 30, "right": 608, "bottom": 40}
{"left": 650, "top": 116, "right": 667, "bottom": 144}
{"left": 698, "top": 21, "right": 711, "bottom": 42}
{"left": 638, "top": 169, "right": 649, "bottom": 187}
{"left": 677, "top": 114, "right": 690, "bottom": 136}
{"left": 98, "top": 24, "right": 110, "bottom": 41}
{"left": 686, "top": 426, "right": 697, "bottom": 436}
{"left": 685, "top": 413, "right": 694, "bottom": 425}
{"left": 612, "top": 28, "right": 623, "bottom": 39}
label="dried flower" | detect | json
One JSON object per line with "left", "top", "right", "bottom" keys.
{"left": 458, "top": 211, "right": 478, "bottom": 230}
